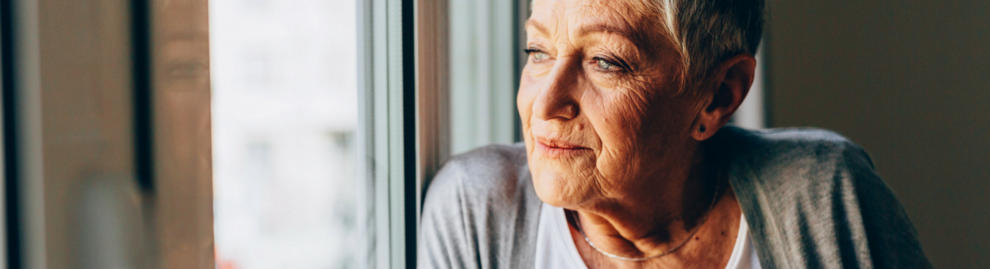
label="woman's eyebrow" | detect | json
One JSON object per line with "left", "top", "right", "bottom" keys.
{"left": 526, "top": 19, "right": 643, "bottom": 51}
{"left": 527, "top": 20, "right": 634, "bottom": 39}
{"left": 525, "top": 19, "right": 550, "bottom": 37}
{"left": 578, "top": 23, "right": 648, "bottom": 54}
{"left": 576, "top": 23, "right": 633, "bottom": 39}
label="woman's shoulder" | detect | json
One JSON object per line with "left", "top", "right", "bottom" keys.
{"left": 715, "top": 126, "right": 931, "bottom": 268}
{"left": 719, "top": 126, "right": 898, "bottom": 202}
{"left": 714, "top": 126, "right": 876, "bottom": 176}
{"left": 715, "top": 126, "right": 883, "bottom": 209}
{"left": 425, "top": 142, "right": 533, "bottom": 205}
{"left": 419, "top": 142, "right": 542, "bottom": 269}
{"left": 718, "top": 125, "right": 866, "bottom": 154}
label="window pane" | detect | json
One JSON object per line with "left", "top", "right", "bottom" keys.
{"left": 210, "top": 0, "right": 360, "bottom": 268}
{"left": 448, "top": 0, "right": 520, "bottom": 155}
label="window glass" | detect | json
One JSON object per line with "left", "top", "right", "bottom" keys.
{"left": 210, "top": 0, "right": 360, "bottom": 268}
{"left": 448, "top": 0, "right": 520, "bottom": 155}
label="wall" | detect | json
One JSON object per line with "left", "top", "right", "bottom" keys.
{"left": 765, "top": 1, "right": 990, "bottom": 267}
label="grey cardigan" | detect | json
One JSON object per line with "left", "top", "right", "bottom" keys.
{"left": 419, "top": 127, "right": 932, "bottom": 269}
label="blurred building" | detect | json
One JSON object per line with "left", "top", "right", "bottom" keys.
{"left": 210, "top": 0, "right": 359, "bottom": 268}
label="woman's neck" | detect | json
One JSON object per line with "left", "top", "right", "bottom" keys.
{"left": 565, "top": 150, "right": 741, "bottom": 268}
{"left": 567, "top": 188, "right": 741, "bottom": 269}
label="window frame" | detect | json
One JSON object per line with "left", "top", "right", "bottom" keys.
{"left": 356, "top": 0, "right": 418, "bottom": 267}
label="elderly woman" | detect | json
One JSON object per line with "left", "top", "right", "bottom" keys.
{"left": 420, "top": 0, "right": 931, "bottom": 268}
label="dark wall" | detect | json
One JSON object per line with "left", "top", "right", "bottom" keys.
{"left": 766, "top": 1, "right": 990, "bottom": 267}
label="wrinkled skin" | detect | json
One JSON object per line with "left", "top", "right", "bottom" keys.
{"left": 518, "top": 0, "right": 757, "bottom": 268}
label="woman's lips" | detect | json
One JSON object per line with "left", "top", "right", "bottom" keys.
{"left": 534, "top": 137, "right": 592, "bottom": 159}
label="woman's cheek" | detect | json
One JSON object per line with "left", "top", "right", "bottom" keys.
{"left": 587, "top": 91, "right": 650, "bottom": 180}
{"left": 517, "top": 73, "right": 540, "bottom": 123}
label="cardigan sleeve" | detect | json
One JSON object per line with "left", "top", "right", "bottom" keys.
{"left": 419, "top": 159, "right": 477, "bottom": 269}
{"left": 842, "top": 145, "right": 932, "bottom": 269}
{"left": 721, "top": 126, "right": 932, "bottom": 269}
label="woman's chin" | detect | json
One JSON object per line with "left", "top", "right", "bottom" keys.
{"left": 531, "top": 169, "right": 594, "bottom": 208}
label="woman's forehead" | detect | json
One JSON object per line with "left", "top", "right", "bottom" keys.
{"left": 530, "top": 0, "right": 654, "bottom": 25}
{"left": 528, "top": 0, "right": 661, "bottom": 42}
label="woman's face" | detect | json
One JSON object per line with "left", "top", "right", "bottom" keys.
{"left": 519, "top": 0, "right": 705, "bottom": 208}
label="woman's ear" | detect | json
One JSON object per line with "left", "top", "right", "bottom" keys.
{"left": 692, "top": 54, "right": 757, "bottom": 141}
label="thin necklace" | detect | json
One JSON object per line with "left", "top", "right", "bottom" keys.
{"left": 569, "top": 168, "right": 723, "bottom": 262}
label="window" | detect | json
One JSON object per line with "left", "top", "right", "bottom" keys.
{"left": 211, "top": 0, "right": 361, "bottom": 268}
{"left": 448, "top": 0, "right": 523, "bottom": 155}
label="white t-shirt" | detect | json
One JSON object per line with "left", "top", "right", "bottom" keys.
{"left": 534, "top": 203, "right": 762, "bottom": 269}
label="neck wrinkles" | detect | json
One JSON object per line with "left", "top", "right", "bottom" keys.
{"left": 567, "top": 144, "right": 723, "bottom": 260}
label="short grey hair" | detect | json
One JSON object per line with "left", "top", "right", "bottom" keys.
{"left": 654, "top": 0, "right": 764, "bottom": 90}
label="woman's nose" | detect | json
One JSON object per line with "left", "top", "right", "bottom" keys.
{"left": 533, "top": 60, "right": 580, "bottom": 121}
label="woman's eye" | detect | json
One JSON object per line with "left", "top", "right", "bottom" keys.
{"left": 525, "top": 49, "right": 550, "bottom": 62}
{"left": 532, "top": 51, "right": 550, "bottom": 61}
{"left": 596, "top": 58, "right": 617, "bottom": 71}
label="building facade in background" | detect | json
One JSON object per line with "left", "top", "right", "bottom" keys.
{"left": 211, "top": 0, "right": 358, "bottom": 268}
